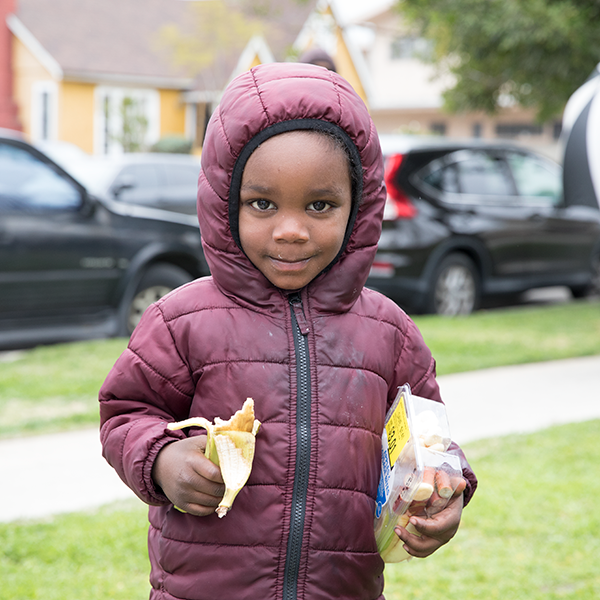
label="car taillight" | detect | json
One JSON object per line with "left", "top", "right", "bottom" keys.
{"left": 383, "top": 153, "right": 417, "bottom": 220}
{"left": 369, "top": 261, "right": 395, "bottom": 278}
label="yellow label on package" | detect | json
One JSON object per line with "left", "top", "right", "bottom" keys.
{"left": 385, "top": 394, "right": 410, "bottom": 466}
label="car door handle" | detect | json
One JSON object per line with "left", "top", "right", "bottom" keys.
{"left": 456, "top": 208, "right": 476, "bottom": 216}
{"left": 528, "top": 213, "right": 544, "bottom": 222}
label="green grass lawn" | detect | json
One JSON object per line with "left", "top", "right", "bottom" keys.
{"left": 1, "top": 419, "right": 598, "bottom": 600}
{"left": 0, "top": 500, "right": 149, "bottom": 600}
{"left": 0, "top": 338, "right": 128, "bottom": 438}
{"left": 415, "top": 299, "right": 600, "bottom": 376}
{"left": 0, "top": 300, "right": 599, "bottom": 438}
{"left": 383, "top": 419, "right": 600, "bottom": 600}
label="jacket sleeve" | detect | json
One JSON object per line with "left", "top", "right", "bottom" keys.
{"left": 99, "top": 303, "right": 195, "bottom": 506}
{"left": 394, "top": 315, "right": 478, "bottom": 507}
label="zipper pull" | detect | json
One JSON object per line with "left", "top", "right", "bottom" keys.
{"left": 289, "top": 293, "right": 310, "bottom": 336}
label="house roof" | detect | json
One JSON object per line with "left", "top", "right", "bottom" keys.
{"left": 12, "top": 0, "right": 316, "bottom": 92}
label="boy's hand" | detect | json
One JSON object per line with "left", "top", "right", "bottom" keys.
{"left": 394, "top": 485, "right": 464, "bottom": 558}
{"left": 152, "top": 436, "right": 225, "bottom": 516}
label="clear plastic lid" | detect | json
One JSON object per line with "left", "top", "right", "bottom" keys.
{"left": 374, "top": 384, "right": 463, "bottom": 563}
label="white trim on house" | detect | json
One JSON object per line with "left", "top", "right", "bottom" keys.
{"left": 63, "top": 71, "right": 193, "bottom": 90}
{"left": 228, "top": 35, "right": 275, "bottom": 84}
{"left": 328, "top": 0, "right": 375, "bottom": 104}
{"left": 294, "top": 2, "right": 338, "bottom": 58}
{"left": 93, "top": 86, "right": 161, "bottom": 155}
{"left": 184, "top": 101, "right": 196, "bottom": 141}
{"left": 30, "top": 80, "right": 58, "bottom": 142}
{"left": 6, "top": 14, "right": 63, "bottom": 80}
{"left": 7, "top": 15, "right": 193, "bottom": 90}
{"left": 292, "top": 0, "right": 374, "bottom": 104}
{"left": 181, "top": 89, "right": 220, "bottom": 104}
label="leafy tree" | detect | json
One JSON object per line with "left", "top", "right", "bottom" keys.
{"left": 159, "top": 0, "right": 312, "bottom": 89}
{"left": 159, "top": 1, "right": 265, "bottom": 90}
{"left": 397, "top": 0, "right": 600, "bottom": 121}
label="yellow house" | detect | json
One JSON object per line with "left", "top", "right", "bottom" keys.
{"left": 6, "top": 0, "right": 199, "bottom": 154}
{"left": 3, "top": 0, "right": 370, "bottom": 155}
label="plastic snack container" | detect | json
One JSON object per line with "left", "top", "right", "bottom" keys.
{"left": 374, "top": 384, "right": 463, "bottom": 563}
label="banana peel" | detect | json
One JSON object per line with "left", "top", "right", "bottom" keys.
{"left": 167, "top": 398, "right": 261, "bottom": 518}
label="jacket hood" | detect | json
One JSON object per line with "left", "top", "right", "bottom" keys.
{"left": 198, "top": 62, "right": 385, "bottom": 314}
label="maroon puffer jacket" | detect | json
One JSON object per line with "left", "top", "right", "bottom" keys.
{"left": 100, "top": 63, "right": 477, "bottom": 600}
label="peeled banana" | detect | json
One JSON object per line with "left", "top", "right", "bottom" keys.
{"left": 167, "top": 398, "right": 261, "bottom": 518}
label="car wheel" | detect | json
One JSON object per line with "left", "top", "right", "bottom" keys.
{"left": 570, "top": 252, "right": 600, "bottom": 298}
{"left": 590, "top": 253, "right": 600, "bottom": 296}
{"left": 124, "top": 263, "right": 193, "bottom": 335}
{"left": 425, "top": 253, "right": 480, "bottom": 316}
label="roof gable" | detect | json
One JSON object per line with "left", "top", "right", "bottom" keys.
{"left": 14, "top": 0, "right": 316, "bottom": 90}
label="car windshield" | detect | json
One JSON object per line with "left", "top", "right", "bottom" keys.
{"left": 0, "top": 143, "right": 81, "bottom": 210}
{"left": 64, "top": 159, "right": 122, "bottom": 195}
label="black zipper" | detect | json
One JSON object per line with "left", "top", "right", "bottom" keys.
{"left": 282, "top": 293, "right": 312, "bottom": 600}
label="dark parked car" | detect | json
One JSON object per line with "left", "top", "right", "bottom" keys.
{"left": 368, "top": 135, "right": 600, "bottom": 315}
{"left": 0, "top": 129, "right": 209, "bottom": 349}
{"left": 36, "top": 145, "right": 201, "bottom": 215}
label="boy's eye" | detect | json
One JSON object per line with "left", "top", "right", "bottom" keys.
{"left": 308, "top": 201, "right": 330, "bottom": 212}
{"left": 250, "top": 199, "right": 275, "bottom": 211}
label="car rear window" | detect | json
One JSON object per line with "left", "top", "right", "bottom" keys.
{"left": 506, "top": 152, "right": 562, "bottom": 204}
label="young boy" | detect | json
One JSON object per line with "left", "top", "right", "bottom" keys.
{"left": 100, "top": 62, "right": 477, "bottom": 600}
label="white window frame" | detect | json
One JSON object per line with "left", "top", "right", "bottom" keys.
{"left": 31, "top": 80, "right": 58, "bottom": 142}
{"left": 93, "top": 86, "right": 160, "bottom": 155}
{"left": 185, "top": 102, "right": 197, "bottom": 143}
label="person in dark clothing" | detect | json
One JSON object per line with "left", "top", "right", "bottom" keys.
{"left": 299, "top": 46, "right": 337, "bottom": 71}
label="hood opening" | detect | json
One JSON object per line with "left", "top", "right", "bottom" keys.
{"left": 228, "top": 118, "right": 364, "bottom": 273}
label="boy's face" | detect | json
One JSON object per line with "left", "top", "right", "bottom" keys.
{"left": 239, "top": 131, "right": 353, "bottom": 291}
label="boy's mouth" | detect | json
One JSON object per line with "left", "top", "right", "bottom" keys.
{"left": 270, "top": 256, "right": 311, "bottom": 271}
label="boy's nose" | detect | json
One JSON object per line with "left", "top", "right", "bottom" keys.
{"left": 273, "top": 215, "right": 309, "bottom": 242}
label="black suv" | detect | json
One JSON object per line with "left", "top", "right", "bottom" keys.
{"left": 368, "top": 135, "right": 600, "bottom": 315}
{"left": 37, "top": 145, "right": 202, "bottom": 216}
{"left": 0, "top": 129, "right": 209, "bottom": 349}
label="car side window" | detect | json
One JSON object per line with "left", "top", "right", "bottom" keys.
{"left": 455, "top": 152, "right": 514, "bottom": 196}
{"left": 506, "top": 152, "right": 562, "bottom": 206}
{"left": 112, "top": 164, "right": 160, "bottom": 202}
{"left": 0, "top": 142, "right": 81, "bottom": 212}
{"left": 418, "top": 150, "right": 514, "bottom": 203}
